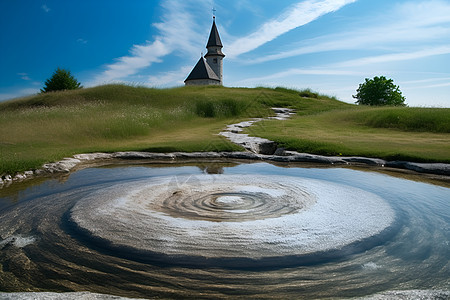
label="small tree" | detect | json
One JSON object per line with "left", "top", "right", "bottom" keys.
{"left": 41, "top": 68, "right": 82, "bottom": 93}
{"left": 353, "top": 76, "right": 406, "bottom": 106}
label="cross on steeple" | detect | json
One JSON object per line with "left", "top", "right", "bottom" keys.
{"left": 185, "top": 14, "right": 225, "bottom": 86}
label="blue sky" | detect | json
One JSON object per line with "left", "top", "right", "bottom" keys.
{"left": 1, "top": 0, "right": 450, "bottom": 107}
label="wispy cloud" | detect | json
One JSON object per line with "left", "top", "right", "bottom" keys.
{"left": 249, "top": 0, "right": 450, "bottom": 64}
{"left": 77, "top": 38, "right": 88, "bottom": 45}
{"left": 226, "top": 0, "right": 357, "bottom": 58}
{"left": 409, "top": 82, "right": 450, "bottom": 89}
{"left": 240, "top": 68, "right": 362, "bottom": 85}
{"left": 402, "top": 77, "right": 450, "bottom": 90}
{"left": 334, "top": 46, "right": 450, "bottom": 68}
{"left": 91, "top": 0, "right": 208, "bottom": 86}
{"left": 17, "top": 73, "right": 31, "bottom": 81}
{"left": 147, "top": 66, "right": 192, "bottom": 87}
{"left": 41, "top": 4, "right": 50, "bottom": 13}
{"left": 0, "top": 88, "right": 39, "bottom": 101}
{"left": 241, "top": 46, "right": 450, "bottom": 86}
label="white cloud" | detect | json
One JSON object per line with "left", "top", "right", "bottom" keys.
{"left": 401, "top": 77, "right": 450, "bottom": 85}
{"left": 77, "top": 38, "right": 88, "bottom": 44}
{"left": 334, "top": 46, "right": 450, "bottom": 68}
{"left": 240, "top": 46, "right": 450, "bottom": 86}
{"left": 226, "top": 0, "right": 357, "bottom": 58}
{"left": 239, "top": 68, "right": 362, "bottom": 85}
{"left": 0, "top": 88, "right": 40, "bottom": 102}
{"left": 249, "top": 0, "right": 450, "bottom": 64}
{"left": 405, "top": 81, "right": 450, "bottom": 90}
{"left": 91, "top": 0, "right": 208, "bottom": 86}
{"left": 41, "top": 4, "right": 50, "bottom": 13}
{"left": 148, "top": 66, "right": 192, "bottom": 87}
{"left": 92, "top": 39, "right": 171, "bottom": 85}
{"left": 17, "top": 73, "right": 31, "bottom": 81}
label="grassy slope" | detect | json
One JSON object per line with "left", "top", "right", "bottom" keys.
{"left": 0, "top": 84, "right": 449, "bottom": 175}
{"left": 0, "top": 85, "right": 298, "bottom": 174}
{"left": 249, "top": 106, "right": 450, "bottom": 162}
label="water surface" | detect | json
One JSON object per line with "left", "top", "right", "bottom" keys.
{"left": 0, "top": 161, "right": 448, "bottom": 299}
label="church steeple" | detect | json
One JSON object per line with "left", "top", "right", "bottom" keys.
{"left": 185, "top": 16, "right": 225, "bottom": 86}
{"left": 206, "top": 17, "right": 223, "bottom": 48}
{"left": 204, "top": 17, "right": 225, "bottom": 84}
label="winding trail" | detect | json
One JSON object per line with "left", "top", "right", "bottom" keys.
{"left": 1, "top": 107, "right": 449, "bottom": 187}
{"left": 219, "top": 107, "right": 295, "bottom": 155}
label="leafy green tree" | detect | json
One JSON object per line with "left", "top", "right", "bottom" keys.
{"left": 353, "top": 76, "right": 406, "bottom": 106}
{"left": 41, "top": 68, "right": 82, "bottom": 93}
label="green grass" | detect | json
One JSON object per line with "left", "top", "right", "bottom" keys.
{"left": 1, "top": 84, "right": 449, "bottom": 175}
{"left": 0, "top": 85, "right": 305, "bottom": 175}
{"left": 341, "top": 107, "right": 450, "bottom": 133}
{"left": 249, "top": 106, "right": 450, "bottom": 162}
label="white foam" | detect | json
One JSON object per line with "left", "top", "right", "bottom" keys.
{"left": 216, "top": 195, "right": 243, "bottom": 204}
{"left": 235, "top": 185, "right": 285, "bottom": 197}
{"left": 0, "top": 234, "right": 36, "bottom": 249}
{"left": 71, "top": 175, "right": 395, "bottom": 259}
{"left": 362, "top": 262, "right": 380, "bottom": 270}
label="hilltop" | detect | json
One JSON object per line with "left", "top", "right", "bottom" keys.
{"left": 0, "top": 84, "right": 448, "bottom": 176}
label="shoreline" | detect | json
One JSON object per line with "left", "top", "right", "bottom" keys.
{"left": 1, "top": 107, "right": 449, "bottom": 187}
{"left": 1, "top": 150, "right": 449, "bottom": 188}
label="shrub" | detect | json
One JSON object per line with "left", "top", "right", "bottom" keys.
{"left": 41, "top": 68, "right": 82, "bottom": 93}
{"left": 353, "top": 76, "right": 406, "bottom": 106}
{"left": 298, "top": 89, "right": 319, "bottom": 99}
{"left": 194, "top": 99, "right": 245, "bottom": 118}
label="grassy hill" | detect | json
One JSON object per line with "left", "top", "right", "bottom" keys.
{"left": 250, "top": 106, "right": 449, "bottom": 163}
{"left": 0, "top": 84, "right": 449, "bottom": 175}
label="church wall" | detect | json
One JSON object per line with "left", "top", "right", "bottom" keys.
{"left": 185, "top": 79, "right": 221, "bottom": 86}
{"left": 205, "top": 47, "right": 224, "bottom": 85}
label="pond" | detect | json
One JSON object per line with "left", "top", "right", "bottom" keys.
{"left": 0, "top": 160, "right": 449, "bottom": 299}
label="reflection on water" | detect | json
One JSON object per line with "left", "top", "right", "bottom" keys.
{"left": 0, "top": 161, "right": 449, "bottom": 299}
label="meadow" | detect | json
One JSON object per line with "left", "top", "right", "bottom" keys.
{"left": 0, "top": 84, "right": 449, "bottom": 176}
{"left": 250, "top": 106, "right": 450, "bottom": 162}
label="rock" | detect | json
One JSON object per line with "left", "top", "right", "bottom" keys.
{"left": 112, "top": 151, "right": 177, "bottom": 160}
{"left": 13, "top": 174, "right": 26, "bottom": 181}
{"left": 222, "top": 152, "right": 261, "bottom": 160}
{"left": 289, "top": 153, "right": 346, "bottom": 164}
{"left": 273, "top": 148, "right": 287, "bottom": 156}
{"left": 41, "top": 158, "right": 81, "bottom": 173}
{"left": 269, "top": 107, "right": 296, "bottom": 120}
{"left": 341, "top": 156, "right": 386, "bottom": 166}
{"left": 173, "top": 152, "right": 223, "bottom": 159}
{"left": 264, "top": 155, "right": 291, "bottom": 162}
{"left": 4, "top": 175, "right": 12, "bottom": 182}
{"left": 74, "top": 153, "right": 113, "bottom": 161}
{"left": 33, "top": 169, "right": 46, "bottom": 176}
{"left": 254, "top": 141, "right": 278, "bottom": 155}
{"left": 385, "top": 161, "right": 450, "bottom": 176}
{"left": 24, "top": 171, "right": 34, "bottom": 177}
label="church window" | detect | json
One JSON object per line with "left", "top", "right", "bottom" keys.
{"left": 213, "top": 58, "right": 218, "bottom": 63}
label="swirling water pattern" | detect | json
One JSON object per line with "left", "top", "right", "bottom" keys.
{"left": 0, "top": 162, "right": 448, "bottom": 299}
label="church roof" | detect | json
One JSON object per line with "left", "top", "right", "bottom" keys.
{"left": 184, "top": 56, "right": 220, "bottom": 82}
{"left": 206, "top": 18, "right": 223, "bottom": 48}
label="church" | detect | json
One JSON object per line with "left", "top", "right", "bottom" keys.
{"left": 185, "top": 17, "right": 225, "bottom": 86}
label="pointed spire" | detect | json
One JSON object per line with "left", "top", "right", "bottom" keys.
{"left": 206, "top": 17, "right": 223, "bottom": 48}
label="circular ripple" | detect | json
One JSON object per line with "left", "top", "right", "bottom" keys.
{"left": 138, "top": 177, "right": 315, "bottom": 221}
{"left": 69, "top": 175, "right": 395, "bottom": 261}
